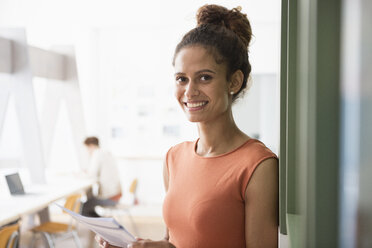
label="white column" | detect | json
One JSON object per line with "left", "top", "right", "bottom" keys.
{"left": 40, "top": 47, "right": 87, "bottom": 169}
{"left": 0, "top": 28, "right": 46, "bottom": 183}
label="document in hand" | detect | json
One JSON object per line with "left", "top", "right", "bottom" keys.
{"left": 56, "top": 204, "right": 136, "bottom": 247}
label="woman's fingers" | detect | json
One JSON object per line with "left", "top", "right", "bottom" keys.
{"left": 127, "top": 239, "right": 150, "bottom": 248}
{"left": 95, "top": 235, "right": 175, "bottom": 248}
{"left": 95, "top": 235, "right": 119, "bottom": 248}
{"left": 128, "top": 239, "right": 175, "bottom": 248}
{"left": 95, "top": 235, "right": 106, "bottom": 248}
{"left": 95, "top": 235, "right": 104, "bottom": 246}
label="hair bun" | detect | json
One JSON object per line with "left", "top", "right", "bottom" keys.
{"left": 196, "top": 4, "right": 252, "bottom": 48}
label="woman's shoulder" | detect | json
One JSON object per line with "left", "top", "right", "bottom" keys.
{"left": 168, "top": 140, "right": 195, "bottom": 153}
{"left": 166, "top": 141, "right": 195, "bottom": 167}
{"left": 239, "top": 138, "right": 278, "bottom": 161}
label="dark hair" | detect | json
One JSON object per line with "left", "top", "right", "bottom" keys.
{"left": 84, "top": 136, "right": 99, "bottom": 146}
{"left": 173, "top": 4, "right": 252, "bottom": 101}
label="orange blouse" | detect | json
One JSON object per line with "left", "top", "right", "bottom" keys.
{"left": 163, "top": 138, "right": 278, "bottom": 248}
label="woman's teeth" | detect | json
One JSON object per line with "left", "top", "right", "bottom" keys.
{"left": 186, "top": 102, "right": 207, "bottom": 108}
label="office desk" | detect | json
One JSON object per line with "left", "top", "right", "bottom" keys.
{"left": 0, "top": 174, "right": 95, "bottom": 226}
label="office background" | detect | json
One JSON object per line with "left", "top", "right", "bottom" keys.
{"left": 0, "top": 0, "right": 280, "bottom": 205}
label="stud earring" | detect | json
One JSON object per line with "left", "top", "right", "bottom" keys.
{"left": 230, "top": 91, "right": 234, "bottom": 95}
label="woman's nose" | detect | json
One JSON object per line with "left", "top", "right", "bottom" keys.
{"left": 184, "top": 82, "right": 200, "bottom": 97}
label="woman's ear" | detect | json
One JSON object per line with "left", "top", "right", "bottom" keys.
{"left": 229, "top": 70, "right": 244, "bottom": 95}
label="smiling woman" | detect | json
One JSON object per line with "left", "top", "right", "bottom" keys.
{"left": 96, "top": 4, "right": 278, "bottom": 248}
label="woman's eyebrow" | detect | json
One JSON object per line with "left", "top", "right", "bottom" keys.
{"left": 174, "top": 69, "right": 216, "bottom": 76}
{"left": 174, "top": 72, "right": 185, "bottom": 76}
{"left": 195, "top": 69, "right": 216, "bottom": 74}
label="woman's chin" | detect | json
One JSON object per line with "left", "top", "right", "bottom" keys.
{"left": 188, "top": 119, "right": 200, "bottom": 123}
{"left": 186, "top": 115, "right": 203, "bottom": 123}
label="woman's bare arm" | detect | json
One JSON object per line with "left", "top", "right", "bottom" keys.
{"left": 244, "top": 158, "right": 279, "bottom": 248}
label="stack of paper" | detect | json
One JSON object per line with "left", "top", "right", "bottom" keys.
{"left": 56, "top": 204, "right": 136, "bottom": 247}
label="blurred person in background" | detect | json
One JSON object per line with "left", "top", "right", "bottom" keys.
{"left": 82, "top": 136, "right": 122, "bottom": 217}
{"left": 96, "top": 4, "right": 278, "bottom": 248}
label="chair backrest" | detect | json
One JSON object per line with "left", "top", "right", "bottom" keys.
{"left": 64, "top": 194, "right": 81, "bottom": 213}
{"left": 129, "top": 178, "right": 138, "bottom": 194}
{"left": 0, "top": 223, "right": 19, "bottom": 248}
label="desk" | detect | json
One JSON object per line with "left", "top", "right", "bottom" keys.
{"left": 0, "top": 174, "right": 95, "bottom": 226}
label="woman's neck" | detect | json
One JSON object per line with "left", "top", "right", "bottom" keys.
{"left": 196, "top": 111, "right": 249, "bottom": 157}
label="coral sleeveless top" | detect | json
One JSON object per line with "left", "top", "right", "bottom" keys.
{"left": 163, "top": 138, "right": 278, "bottom": 248}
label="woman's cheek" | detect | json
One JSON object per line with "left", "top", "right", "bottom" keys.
{"left": 174, "top": 87, "right": 185, "bottom": 102}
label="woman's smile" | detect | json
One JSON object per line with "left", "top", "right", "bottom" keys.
{"left": 183, "top": 101, "right": 209, "bottom": 111}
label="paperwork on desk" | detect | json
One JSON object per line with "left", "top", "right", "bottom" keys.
{"left": 56, "top": 204, "right": 136, "bottom": 247}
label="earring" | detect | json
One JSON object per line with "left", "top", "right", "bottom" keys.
{"left": 230, "top": 91, "right": 234, "bottom": 95}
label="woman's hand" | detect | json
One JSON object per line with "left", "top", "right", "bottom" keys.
{"left": 95, "top": 235, "right": 122, "bottom": 248}
{"left": 95, "top": 235, "right": 121, "bottom": 248}
{"left": 128, "top": 238, "right": 176, "bottom": 248}
{"left": 95, "top": 235, "right": 176, "bottom": 248}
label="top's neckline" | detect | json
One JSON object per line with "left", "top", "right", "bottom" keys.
{"left": 192, "top": 138, "right": 255, "bottom": 159}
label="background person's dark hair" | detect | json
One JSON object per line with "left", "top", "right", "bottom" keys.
{"left": 172, "top": 4, "right": 252, "bottom": 102}
{"left": 84, "top": 136, "right": 99, "bottom": 146}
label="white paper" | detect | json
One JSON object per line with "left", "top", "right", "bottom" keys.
{"left": 56, "top": 204, "right": 136, "bottom": 247}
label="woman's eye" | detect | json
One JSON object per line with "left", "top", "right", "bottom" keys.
{"left": 176, "top": 76, "right": 188, "bottom": 84}
{"left": 200, "top": 75, "right": 212, "bottom": 81}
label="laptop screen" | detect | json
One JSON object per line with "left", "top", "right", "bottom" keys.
{"left": 5, "top": 173, "right": 25, "bottom": 195}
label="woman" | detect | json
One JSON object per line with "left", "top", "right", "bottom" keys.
{"left": 97, "top": 4, "right": 278, "bottom": 248}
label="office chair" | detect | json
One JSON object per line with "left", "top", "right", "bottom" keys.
{"left": 129, "top": 178, "right": 138, "bottom": 205}
{"left": 0, "top": 222, "right": 19, "bottom": 248}
{"left": 95, "top": 178, "right": 139, "bottom": 235}
{"left": 31, "top": 194, "right": 82, "bottom": 248}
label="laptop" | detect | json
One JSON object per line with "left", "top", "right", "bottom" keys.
{"left": 5, "top": 173, "right": 26, "bottom": 195}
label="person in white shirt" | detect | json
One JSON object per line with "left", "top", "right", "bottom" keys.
{"left": 82, "top": 136, "right": 122, "bottom": 217}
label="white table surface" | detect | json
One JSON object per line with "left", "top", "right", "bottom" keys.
{"left": 0, "top": 173, "right": 95, "bottom": 226}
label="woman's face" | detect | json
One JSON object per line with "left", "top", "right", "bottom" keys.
{"left": 173, "top": 46, "right": 232, "bottom": 123}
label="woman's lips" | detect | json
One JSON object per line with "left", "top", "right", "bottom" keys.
{"left": 183, "top": 101, "right": 208, "bottom": 111}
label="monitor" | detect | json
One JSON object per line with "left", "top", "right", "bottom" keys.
{"left": 5, "top": 173, "right": 25, "bottom": 195}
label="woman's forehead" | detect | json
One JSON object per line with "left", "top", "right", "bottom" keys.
{"left": 174, "top": 46, "right": 225, "bottom": 73}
